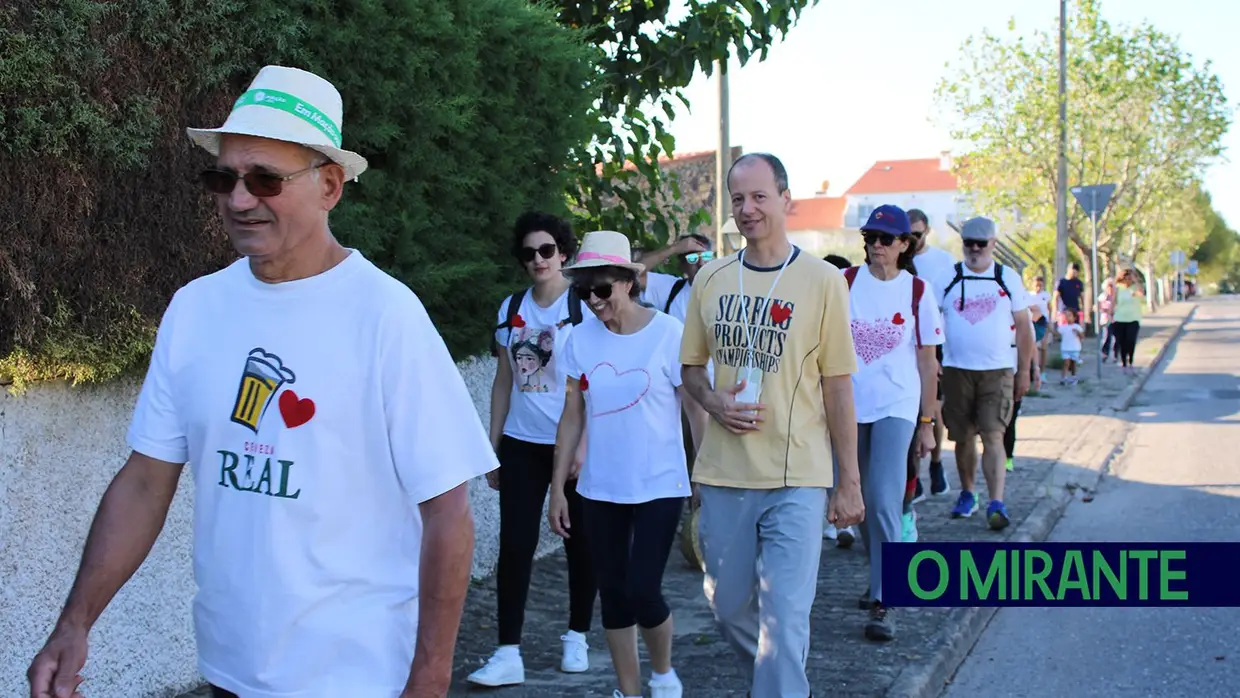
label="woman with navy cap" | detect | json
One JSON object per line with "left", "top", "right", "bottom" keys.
{"left": 840, "top": 205, "right": 944, "bottom": 642}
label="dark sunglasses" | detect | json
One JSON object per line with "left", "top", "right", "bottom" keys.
{"left": 518, "top": 243, "right": 558, "bottom": 263}
{"left": 863, "top": 231, "right": 903, "bottom": 247}
{"left": 199, "top": 163, "right": 325, "bottom": 198}
{"left": 573, "top": 281, "right": 615, "bottom": 300}
{"left": 962, "top": 238, "right": 990, "bottom": 250}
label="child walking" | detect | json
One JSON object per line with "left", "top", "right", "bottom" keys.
{"left": 1057, "top": 308, "right": 1084, "bottom": 385}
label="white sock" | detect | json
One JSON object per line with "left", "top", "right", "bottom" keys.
{"left": 563, "top": 629, "right": 586, "bottom": 641}
{"left": 495, "top": 645, "right": 520, "bottom": 659}
{"left": 652, "top": 667, "right": 678, "bottom": 681}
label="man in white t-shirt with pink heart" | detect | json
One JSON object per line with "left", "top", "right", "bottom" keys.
{"left": 936, "top": 216, "right": 1036, "bottom": 531}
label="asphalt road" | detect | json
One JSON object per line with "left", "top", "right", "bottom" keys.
{"left": 941, "top": 296, "right": 1240, "bottom": 698}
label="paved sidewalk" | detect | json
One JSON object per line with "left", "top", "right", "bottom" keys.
{"left": 180, "top": 304, "right": 1195, "bottom": 698}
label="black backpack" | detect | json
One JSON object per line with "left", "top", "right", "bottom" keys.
{"left": 663, "top": 278, "right": 689, "bottom": 314}
{"left": 492, "top": 286, "right": 585, "bottom": 357}
{"left": 941, "top": 262, "right": 1012, "bottom": 307}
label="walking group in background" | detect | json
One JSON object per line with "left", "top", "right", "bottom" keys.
{"left": 27, "top": 66, "right": 1153, "bottom": 698}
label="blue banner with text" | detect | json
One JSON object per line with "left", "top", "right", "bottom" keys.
{"left": 881, "top": 542, "right": 1240, "bottom": 607}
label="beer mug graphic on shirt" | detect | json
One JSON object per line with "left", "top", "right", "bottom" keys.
{"left": 230, "top": 348, "right": 296, "bottom": 433}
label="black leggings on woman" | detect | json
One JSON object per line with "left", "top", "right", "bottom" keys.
{"left": 1111, "top": 321, "right": 1141, "bottom": 367}
{"left": 582, "top": 496, "right": 684, "bottom": 630}
{"left": 496, "top": 436, "right": 597, "bottom": 645}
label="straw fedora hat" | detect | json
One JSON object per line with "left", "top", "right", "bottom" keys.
{"left": 562, "top": 231, "right": 646, "bottom": 275}
{"left": 187, "top": 65, "right": 368, "bottom": 181}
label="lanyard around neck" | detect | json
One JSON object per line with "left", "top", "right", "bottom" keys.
{"left": 737, "top": 246, "right": 794, "bottom": 370}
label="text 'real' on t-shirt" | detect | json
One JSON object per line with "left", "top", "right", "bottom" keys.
{"left": 493, "top": 288, "right": 591, "bottom": 444}
{"left": 680, "top": 248, "right": 857, "bottom": 489}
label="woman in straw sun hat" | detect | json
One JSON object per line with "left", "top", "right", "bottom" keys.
{"left": 28, "top": 65, "right": 498, "bottom": 698}
{"left": 549, "top": 230, "right": 689, "bottom": 698}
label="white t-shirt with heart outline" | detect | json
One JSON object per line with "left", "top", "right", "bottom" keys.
{"left": 936, "top": 262, "right": 1031, "bottom": 371}
{"left": 847, "top": 266, "right": 945, "bottom": 424}
{"left": 126, "top": 250, "right": 498, "bottom": 698}
{"left": 561, "top": 311, "right": 690, "bottom": 504}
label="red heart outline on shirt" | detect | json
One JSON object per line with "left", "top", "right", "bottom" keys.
{"left": 279, "top": 390, "right": 316, "bottom": 429}
{"left": 892, "top": 312, "right": 906, "bottom": 326}
{"left": 586, "top": 362, "right": 651, "bottom": 417}
{"left": 511, "top": 314, "right": 527, "bottom": 329}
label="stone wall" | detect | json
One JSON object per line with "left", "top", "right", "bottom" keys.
{"left": 0, "top": 355, "right": 528, "bottom": 698}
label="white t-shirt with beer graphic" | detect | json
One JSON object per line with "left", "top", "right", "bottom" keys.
{"left": 493, "top": 287, "right": 591, "bottom": 444}
{"left": 127, "top": 250, "right": 497, "bottom": 698}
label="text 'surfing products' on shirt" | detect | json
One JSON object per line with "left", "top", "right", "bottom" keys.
{"left": 681, "top": 249, "right": 858, "bottom": 489}
{"left": 494, "top": 288, "right": 591, "bottom": 444}
{"left": 935, "top": 262, "right": 1031, "bottom": 372}
{"left": 846, "top": 266, "right": 945, "bottom": 425}
{"left": 562, "top": 311, "right": 690, "bottom": 503}
{"left": 127, "top": 250, "right": 498, "bottom": 698}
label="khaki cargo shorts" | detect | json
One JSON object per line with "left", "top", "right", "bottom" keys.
{"left": 941, "top": 367, "right": 1015, "bottom": 440}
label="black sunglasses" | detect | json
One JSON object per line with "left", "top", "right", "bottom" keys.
{"left": 863, "top": 231, "right": 903, "bottom": 247}
{"left": 962, "top": 238, "right": 990, "bottom": 250}
{"left": 573, "top": 281, "right": 615, "bottom": 300}
{"left": 199, "top": 163, "right": 325, "bottom": 198}
{"left": 518, "top": 243, "right": 558, "bottom": 263}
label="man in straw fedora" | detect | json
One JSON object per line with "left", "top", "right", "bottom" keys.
{"left": 679, "top": 152, "right": 863, "bottom": 697}
{"left": 28, "top": 66, "right": 497, "bottom": 698}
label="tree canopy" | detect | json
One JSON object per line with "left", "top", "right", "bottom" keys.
{"left": 935, "top": 0, "right": 1231, "bottom": 281}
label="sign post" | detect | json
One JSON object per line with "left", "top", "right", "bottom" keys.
{"left": 1071, "top": 184, "right": 1117, "bottom": 381}
{"left": 1170, "top": 250, "right": 1187, "bottom": 301}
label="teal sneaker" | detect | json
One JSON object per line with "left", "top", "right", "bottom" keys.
{"left": 901, "top": 510, "right": 919, "bottom": 542}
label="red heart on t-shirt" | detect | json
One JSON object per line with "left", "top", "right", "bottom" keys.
{"left": 1010, "top": 324, "right": 1016, "bottom": 330}
{"left": 511, "top": 314, "right": 527, "bottom": 328}
{"left": 578, "top": 373, "right": 589, "bottom": 391}
{"left": 770, "top": 302, "right": 792, "bottom": 325}
{"left": 935, "top": 328, "right": 942, "bottom": 335}
{"left": 279, "top": 390, "right": 316, "bottom": 429}
{"left": 999, "top": 290, "right": 1008, "bottom": 297}
{"left": 892, "top": 312, "right": 906, "bottom": 326}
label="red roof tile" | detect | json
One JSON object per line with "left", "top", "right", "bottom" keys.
{"left": 844, "top": 158, "right": 959, "bottom": 195}
{"left": 787, "top": 196, "right": 847, "bottom": 231}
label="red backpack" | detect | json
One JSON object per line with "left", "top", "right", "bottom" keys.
{"left": 843, "top": 266, "right": 926, "bottom": 348}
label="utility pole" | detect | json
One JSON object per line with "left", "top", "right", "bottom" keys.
{"left": 715, "top": 59, "right": 731, "bottom": 252}
{"left": 1054, "top": 0, "right": 1069, "bottom": 289}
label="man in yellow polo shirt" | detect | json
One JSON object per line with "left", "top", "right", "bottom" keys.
{"left": 680, "top": 153, "right": 864, "bottom": 698}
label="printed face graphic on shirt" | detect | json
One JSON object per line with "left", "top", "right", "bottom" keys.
{"left": 218, "top": 347, "right": 311, "bottom": 500}
{"left": 712, "top": 294, "right": 792, "bottom": 373}
{"left": 510, "top": 324, "right": 555, "bottom": 393}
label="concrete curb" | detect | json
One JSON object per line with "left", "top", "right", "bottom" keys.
{"left": 884, "top": 303, "right": 1196, "bottom": 698}
{"left": 1105, "top": 303, "right": 1198, "bottom": 415}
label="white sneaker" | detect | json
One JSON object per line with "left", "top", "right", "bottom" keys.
{"left": 466, "top": 647, "right": 524, "bottom": 687}
{"left": 650, "top": 669, "right": 684, "bottom": 698}
{"left": 823, "top": 522, "right": 839, "bottom": 540}
{"left": 560, "top": 630, "right": 589, "bottom": 673}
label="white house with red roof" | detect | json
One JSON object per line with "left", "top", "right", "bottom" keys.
{"left": 842, "top": 152, "right": 971, "bottom": 233}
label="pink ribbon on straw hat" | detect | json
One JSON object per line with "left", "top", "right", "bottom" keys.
{"left": 577, "top": 251, "right": 630, "bottom": 264}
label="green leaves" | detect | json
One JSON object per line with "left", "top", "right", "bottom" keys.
{"left": 936, "top": 0, "right": 1230, "bottom": 277}
{"left": 556, "top": 0, "right": 817, "bottom": 250}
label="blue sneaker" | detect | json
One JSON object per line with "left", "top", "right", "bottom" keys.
{"left": 951, "top": 491, "right": 978, "bottom": 518}
{"left": 987, "top": 500, "right": 1010, "bottom": 530}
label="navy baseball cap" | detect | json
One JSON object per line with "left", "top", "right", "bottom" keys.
{"left": 860, "top": 205, "right": 911, "bottom": 237}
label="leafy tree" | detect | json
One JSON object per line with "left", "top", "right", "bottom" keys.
{"left": 0, "top": 0, "right": 597, "bottom": 390}
{"left": 554, "top": 0, "right": 820, "bottom": 249}
{"left": 936, "top": 0, "right": 1230, "bottom": 293}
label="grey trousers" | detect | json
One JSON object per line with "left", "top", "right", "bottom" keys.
{"left": 699, "top": 485, "right": 827, "bottom": 698}
{"left": 856, "top": 417, "right": 916, "bottom": 603}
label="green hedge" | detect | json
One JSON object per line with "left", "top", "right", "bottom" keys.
{"left": 0, "top": 0, "right": 598, "bottom": 391}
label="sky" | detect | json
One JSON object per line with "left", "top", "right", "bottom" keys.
{"left": 664, "top": 0, "right": 1239, "bottom": 227}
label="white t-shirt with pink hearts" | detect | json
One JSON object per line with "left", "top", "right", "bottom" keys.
{"left": 936, "top": 262, "right": 1031, "bottom": 371}
{"left": 561, "top": 310, "right": 691, "bottom": 504}
{"left": 847, "top": 266, "right": 945, "bottom": 425}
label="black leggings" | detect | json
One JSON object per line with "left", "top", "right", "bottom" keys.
{"left": 1004, "top": 399, "right": 1023, "bottom": 459}
{"left": 1111, "top": 321, "right": 1140, "bottom": 367}
{"left": 582, "top": 496, "right": 684, "bottom": 630}
{"left": 496, "top": 436, "right": 597, "bottom": 645}
{"left": 210, "top": 688, "right": 238, "bottom": 698}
